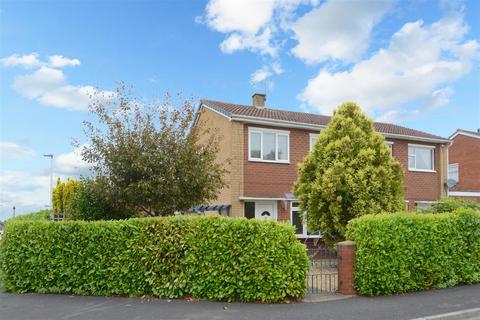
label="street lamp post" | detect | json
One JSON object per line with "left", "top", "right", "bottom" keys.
{"left": 43, "top": 154, "right": 54, "bottom": 212}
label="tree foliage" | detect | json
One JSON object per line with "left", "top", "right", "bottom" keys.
{"left": 68, "top": 177, "right": 132, "bottom": 221}
{"left": 294, "top": 102, "right": 404, "bottom": 245}
{"left": 77, "top": 84, "right": 227, "bottom": 216}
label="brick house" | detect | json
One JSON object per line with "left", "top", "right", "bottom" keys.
{"left": 447, "top": 129, "right": 480, "bottom": 202}
{"left": 194, "top": 94, "right": 450, "bottom": 238}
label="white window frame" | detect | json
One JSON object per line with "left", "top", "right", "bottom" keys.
{"left": 415, "top": 200, "right": 436, "bottom": 211}
{"left": 248, "top": 127, "right": 290, "bottom": 163}
{"left": 290, "top": 202, "right": 321, "bottom": 238}
{"left": 309, "top": 133, "right": 318, "bottom": 152}
{"left": 408, "top": 144, "right": 435, "bottom": 172}
{"left": 386, "top": 141, "right": 394, "bottom": 155}
{"left": 448, "top": 163, "right": 459, "bottom": 182}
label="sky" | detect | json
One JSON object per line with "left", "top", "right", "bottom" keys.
{"left": 0, "top": 0, "right": 479, "bottom": 220}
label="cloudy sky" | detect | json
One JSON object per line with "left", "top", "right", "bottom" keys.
{"left": 0, "top": 0, "right": 479, "bottom": 220}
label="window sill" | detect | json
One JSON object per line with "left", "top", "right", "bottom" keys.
{"left": 295, "top": 234, "right": 322, "bottom": 239}
{"left": 248, "top": 158, "right": 290, "bottom": 164}
{"left": 408, "top": 169, "right": 436, "bottom": 173}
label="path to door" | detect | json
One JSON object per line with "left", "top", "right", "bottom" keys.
{"left": 1, "top": 284, "right": 479, "bottom": 320}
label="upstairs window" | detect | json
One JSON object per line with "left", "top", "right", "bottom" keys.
{"left": 386, "top": 141, "right": 393, "bottom": 155}
{"left": 448, "top": 163, "right": 459, "bottom": 182}
{"left": 408, "top": 144, "right": 435, "bottom": 172}
{"left": 309, "top": 134, "right": 318, "bottom": 152}
{"left": 248, "top": 128, "right": 289, "bottom": 163}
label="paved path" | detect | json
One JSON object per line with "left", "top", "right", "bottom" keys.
{"left": 1, "top": 284, "right": 479, "bottom": 320}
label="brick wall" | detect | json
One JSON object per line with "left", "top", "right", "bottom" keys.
{"left": 449, "top": 134, "right": 480, "bottom": 192}
{"left": 243, "top": 124, "right": 314, "bottom": 197}
{"left": 243, "top": 124, "right": 446, "bottom": 211}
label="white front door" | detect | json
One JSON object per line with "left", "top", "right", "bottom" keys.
{"left": 254, "top": 201, "right": 277, "bottom": 220}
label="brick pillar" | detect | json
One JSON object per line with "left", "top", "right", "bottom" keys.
{"left": 337, "top": 240, "right": 356, "bottom": 295}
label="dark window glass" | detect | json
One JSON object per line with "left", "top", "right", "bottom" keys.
{"left": 292, "top": 210, "right": 303, "bottom": 234}
{"left": 245, "top": 202, "right": 255, "bottom": 219}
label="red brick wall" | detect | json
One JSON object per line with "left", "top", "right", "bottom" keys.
{"left": 388, "top": 138, "right": 444, "bottom": 210}
{"left": 243, "top": 124, "right": 314, "bottom": 197}
{"left": 449, "top": 134, "right": 480, "bottom": 192}
{"left": 243, "top": 124, "right": 445, "bottom": 210}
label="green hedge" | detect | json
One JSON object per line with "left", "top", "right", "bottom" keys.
{"left": 0, "top": 216, "right": 308, "bottom": 302}
{"left": 346, "top": 209, "right": 480, "bottom": 295}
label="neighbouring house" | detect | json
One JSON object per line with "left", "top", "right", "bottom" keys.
{"left": 193, "top": 94, "right": 450, "bottom": 238}
{"left": 447, "top": 129, "right": 480, "bottom": 202}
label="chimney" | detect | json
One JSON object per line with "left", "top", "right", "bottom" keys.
{"left": 252, "top": 93, "right": 266, "bottom": 108}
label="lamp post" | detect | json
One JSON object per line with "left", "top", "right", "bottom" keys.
{"left": 43, "top": 154, "right": 54, "bottom": 212}
{"left": 12, "top": 206, "right": 15, "bottom": 218}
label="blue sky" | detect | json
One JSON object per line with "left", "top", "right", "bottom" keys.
{"left": 0, "top": 0, "right": 479, "bottom": 220}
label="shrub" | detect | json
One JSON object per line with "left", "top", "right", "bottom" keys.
{"left": 0, "top": 216, "right": 308, "bottom": 302}
{"left": 69, "top": 178, "right": 132, "bottom": 221}
{"left": 426, "top": 197, "right": 480, "bottom": 213}
{"left": 294, "top": 102, "right": 404, "bottom": 246}
{"left": 346, "top": 209, "right": 480, "bottom": 295}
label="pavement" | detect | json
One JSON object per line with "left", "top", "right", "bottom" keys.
{"left": 0, "top": 284, "right": 479, "bottom": 320}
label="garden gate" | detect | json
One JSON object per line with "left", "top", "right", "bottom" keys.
{"left": 307, "top": 247, "right": 338, "bottom": 294}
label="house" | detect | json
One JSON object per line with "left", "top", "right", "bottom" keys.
{"left": 447, "top": 129, "right": 480, "bottom": 202}
{"left": 194, "top": 94, "right": 450, "bottom": 237}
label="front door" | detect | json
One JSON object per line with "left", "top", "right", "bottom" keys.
{"left": 254, "top": 201, "right": 277, "bottom": 220}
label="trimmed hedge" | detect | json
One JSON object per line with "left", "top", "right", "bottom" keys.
{"left": 0, "top": 216, "right": 308, "bottom": 302}
{"left": 346, "top": 209, "right": 480, "bottom": 295}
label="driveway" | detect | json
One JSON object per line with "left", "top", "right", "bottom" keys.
{"left": 1, "top": 284, "right": 479, "bottom": 320}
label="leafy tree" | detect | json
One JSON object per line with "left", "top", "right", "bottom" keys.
{"left": 294, "top": 102, "right": 404, "bottom": 245}
{"left": 62, "top": 179, "right": 80, "bottom": 215}
{"left": 77, "top": 84, "right": 227, "bottom": 216}
{"left": 69, "top": 177, "right": 132, "bottom": 220}
{"left": 52, "top": 178, "right": 64, "bottom": 213}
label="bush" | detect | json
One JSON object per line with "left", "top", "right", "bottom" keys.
{"left": 426, "top": 197, "right": 480, "bottom": 213}
{"left": 0, "top": 216, "right": 308, "bottom": 302}
{"left": 69, "top": 178, "right": 132, "bottom": 221}
{"left": 346, "top": 209, "right": 480, "bottom": 295}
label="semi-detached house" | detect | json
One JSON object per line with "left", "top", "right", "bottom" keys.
{"left": 193, "top": 93, "right": 450, "bottom": 238}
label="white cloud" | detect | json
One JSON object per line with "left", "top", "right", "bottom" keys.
{"left": 299, "top": 16, "right": 479, "bottom": 118}
{"left": 291, "top": 0, "right": 393, "bottom": 64}
{"left": 0, "top": 53, "right": 42, "bottom": 68}
{"left": 1, "top": 53, "right": 81, "bottom": 69}
{"left": 39, "top": 85, "right": 98, "bottom": 111}
{"left": 0, "top": 142, "right": 35, "bottom": 160}
{"left": 203, "top": 0, "right": 309, "bottom": 56}
{"left": 250, "top": 62, "right": 284, "bottom": 86}
{"left": 47, "top": 55, "right": 81, "bottom": 68}
{"left": 13, "top": 66, "right": 66, "bottom": 98}
{"left": 12, "top": 66, "right": 115, "bottom": 111}
{"left": 0, "top": 171, "right": 50, "bottom": 221}
{"left": 54, "top": 145, "right": 91, "bottom": 176}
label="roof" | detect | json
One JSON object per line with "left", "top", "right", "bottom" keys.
{"left": 449, "top": 129, "right": 480, "bottom": 140}
{"left": 200, "top": 99, "right": 450, "bottom": 143}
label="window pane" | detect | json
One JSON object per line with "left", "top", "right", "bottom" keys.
{"left": 448, "top": 164, "right": 459, "bottom": 181}
{"left": 263, "top": 132, "right": 275, "bottom": 160}
{"left": 408, "top": 146, "right": 414, "bottom": 156}
{"left": 277, "top": 134, "right": 288, "bottom": 161}
{"left": 310, "top": 135, "right": 318, "bottom": 151}
{"left": 292, "top": 210, "right": 303, "bottom": 235}
{"left": 408, "top": 155, "right": 415, "bottom": 169}
{"left": 416, "top": 148, "right": 432, "bottom": 170}
{"left": 250, "top": 132, "right": 261, "bottom": 159}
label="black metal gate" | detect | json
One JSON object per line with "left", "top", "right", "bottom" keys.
{"left": 307, "top": 247, "right": 338, "bottom": 294}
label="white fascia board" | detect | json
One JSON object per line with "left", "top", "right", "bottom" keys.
{"left": 449, "top": 130, "right": 480, "bottom": 140}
